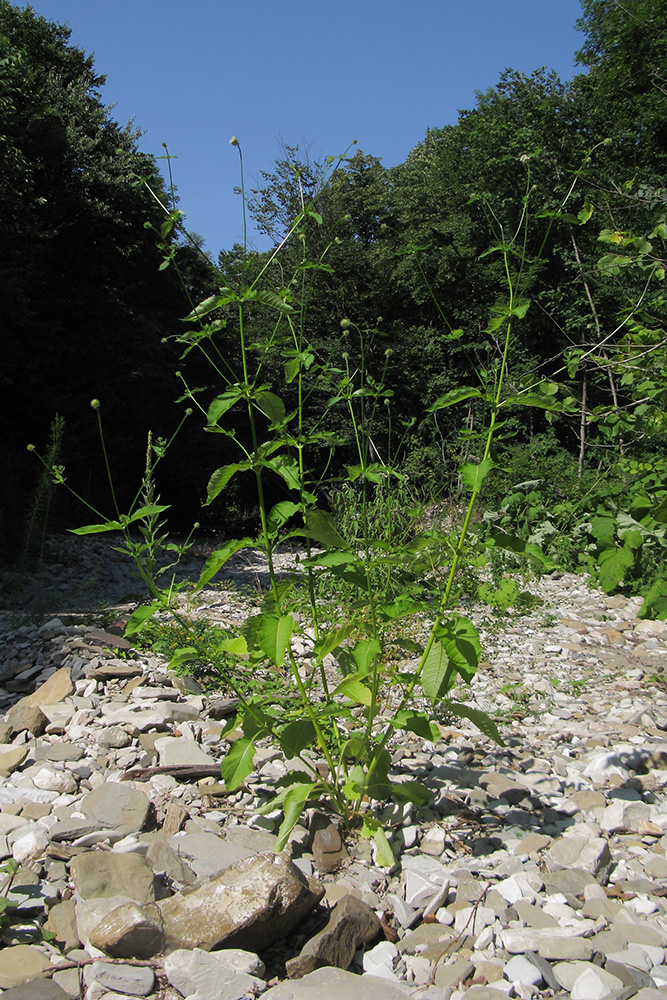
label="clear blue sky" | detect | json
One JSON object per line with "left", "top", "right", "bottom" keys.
{"left": 24, "top": 0, "right": 586, "bottom": 257}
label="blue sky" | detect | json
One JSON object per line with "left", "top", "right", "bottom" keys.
{"left": 24, "top": 0, "right": 586, "bottom": 257}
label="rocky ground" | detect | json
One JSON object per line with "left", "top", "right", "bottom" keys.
{"left": 1, "top": 535, "right": 667, "bottom": 1000}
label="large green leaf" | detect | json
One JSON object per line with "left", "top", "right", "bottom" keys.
{"left": 437, "top": 616, "right": 480, "bottom": 682}
{"left": 351, "top": 638, "right": 381, "bottom": 676}
{"left": 123, "top": 602, "right": 159, "bottom": 637}
{"left": 313, "top": 623, "right": 355, "bottom": 664}
{"left": 279, "top": 720, "right": 316, "bottom": 759}
{"left": 301, "top": 509, "right": 347, "bottom": 549}
{"left": 196, "top": 537, "right": 254, "bottom": 589}
{"left": 256, "top": 613, "right": 294, "bottom": 667}
{"left": 598, "top": 544, "right": 635, "bottom": 593}
{"left": 167, "top": 646, "right": 199, "bottom": 670}
{"left": 640, "top": 578, "right": 667, "bottom": 620}
{"left": 256, "top": 391, "right": 286, "bottom": 426}
{"left": 360, "top": 816, "right": 395, "bottom": 868}
{"left": 334, "top": 674, "right": 372, "bottom": 707}
{"left": 221, "top": 737, "right": 256, "bottom": 789}
{"left": 205, "top": 463, "right": 249, "bottom": 504}
{"left": 266, "top": 502, "right": 300, "bottom": 537}
{"left": 460, "top": 457, "right": 494, "bottom": 493}
{"left": 393, "top": 709, "right": 440, "bottom": 741}
{"left": 70, "top": 519, "right": 123, "bottom": 535}
{"left": 422, "top": 639, "right": 455, "bottom": 701}
{"left": 207, "top": 389, "right": 244, "bottom": 426}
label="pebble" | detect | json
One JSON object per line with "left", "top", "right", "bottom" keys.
{"left": 2, "top": 537, "right": 667, "bottom": 998}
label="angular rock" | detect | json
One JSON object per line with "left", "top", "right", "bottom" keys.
{"left": 310, "top": 812, "right": 348, "bottom": 873}
{"left": 84, "top": 960, "right": 155, "bottom": 996}
{"left": 164, "top": 947, "right": 265, "bottom": 1000}
{"left": 285, "top": 893, "right": 381, "bottom": 978}
{"left": 0, "top": 746, "right": 30, "bottom": 773}
{"left": 44, "top": 899, "right": 80, "bottom": 953}
{"left": 88, "top": 901, "right": 165, "bottom": 958}
{"left": 158, "top": 850, "right": 324, "bottom": 952}
{"left": 544, "top": 835, "right": 613, "bottom": 882}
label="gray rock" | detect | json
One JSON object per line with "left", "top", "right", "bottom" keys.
{"left": 262, "top": 967, "right": 413, "bottom": 1000}
{"left": 70, "top": 850, "right": 155, "bottom": 903}
{"left": 0, "top": 981, "right": 69, "bottom": 1000}
{"left": 164, "top": 948, "right": 265, "bottom": 1000}
{"left": 168, "top": 831, "right": 253, "bottom": 878}
{"left": 79, "top": 782, "right": 150, "bottom": 833}
{"left": 85, "top": 960, "right": 155, "bottom": 996}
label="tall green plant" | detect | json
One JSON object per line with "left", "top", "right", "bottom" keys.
{"left": 33, "top": 145, "right": 590, "bottom": 860}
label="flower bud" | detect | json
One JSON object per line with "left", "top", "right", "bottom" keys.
{"left": 27, "top": 443, "right": 35, "bottom": 451}
{"left": 340, "top": 318, "right": 352, "bottom": 330}
{"left": 229, "top": 136, "right": 239, "bottom": 146}
{"left": 90, "top": 399, "right": 100, "bottom": 409}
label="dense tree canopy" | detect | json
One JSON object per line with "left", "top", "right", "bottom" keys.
{"left": 2, "top": 0, "right": 665, "bottom": 597}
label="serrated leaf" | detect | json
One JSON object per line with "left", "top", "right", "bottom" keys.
{"left": 266, "top": 501, "right": 300, "bottom": 537}
{"left": 279, "top": 720, "right": 316, "bottom": 759}
{"left": 70, "top": 520, "right": 123, "bottom": 535}
{"left": 256, "top": 391, "right": 285, "bottom": 426}
{"left": 205, "top": 463, "right": 248, "bottom": 504}
{"left": 351, "top": 638, "right": 381, "bottom": 676}
{"left": 300, "top": 509, "right": 347, "bottom": 548}
{"left": 207, "top": 389, "right": 244, "bottom": 426}
{"left": 313, "top": 623, "right": 355, "bottom": 664}
{"left": 196, "top": 537, "right": 254, "bottom": 589}
{"left": 268, "top": 454, "right": 301, "bottom": 492}
{"left": 221, "top": 737, "right": 255, "bottom": 789}
{"left": 437, "top": 617, "right": 480, "bottom": 682}
{"left": 167, "top": 646, "right": 199, "bottom": 670}
{"left": 446, "top": 701, "right": 505, "bottom": 744}
{"left": 422, "top": 639, "right": 454, "bottom": 701}
{"left": 597, "top": 544, "right": 635, "bottom": 593}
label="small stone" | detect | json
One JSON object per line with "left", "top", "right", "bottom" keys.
{"left": 85, "top": 960, "right": 155, "bottom": 996}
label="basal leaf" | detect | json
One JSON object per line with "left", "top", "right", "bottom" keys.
{"left": 360, "top": 816, "right": 395, "bottom": 867}
{"left": 221, "top": 737, "right": 256, "bottom": 789}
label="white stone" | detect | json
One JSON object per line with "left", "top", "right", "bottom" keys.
{"left": 504, "top": 954, "right": 543, "bottom": 987}
{"left": 569, "top": 965, "right": 624, "bottom": 1000}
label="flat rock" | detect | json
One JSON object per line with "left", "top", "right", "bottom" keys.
{"left": 70, "top": 851, "right": 155, "bottom": 903}
{"left": 79, "top": 781, "right": 150, "bottom": 833}
{"left": 262, "top": 966, "right": 414, "bottom": 1000}
{"left": 88, "top": 901, "right": 165, "bottom": 958}
{"left": 0, "top": 946, "right": 51, "bottom": 989}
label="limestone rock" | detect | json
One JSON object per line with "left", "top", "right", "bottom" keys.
{"left": 262, "top": 966, "right": 414, "bottom": 1000}
{"left": 0, "top": 946, "right": 51, "bottom": 989}
{"left": 159, "top": 850, "right": 324, "bottom": 952}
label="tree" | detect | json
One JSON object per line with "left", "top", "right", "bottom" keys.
{"left": 0, "top": 3, "right": 217, "bottom": 556}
